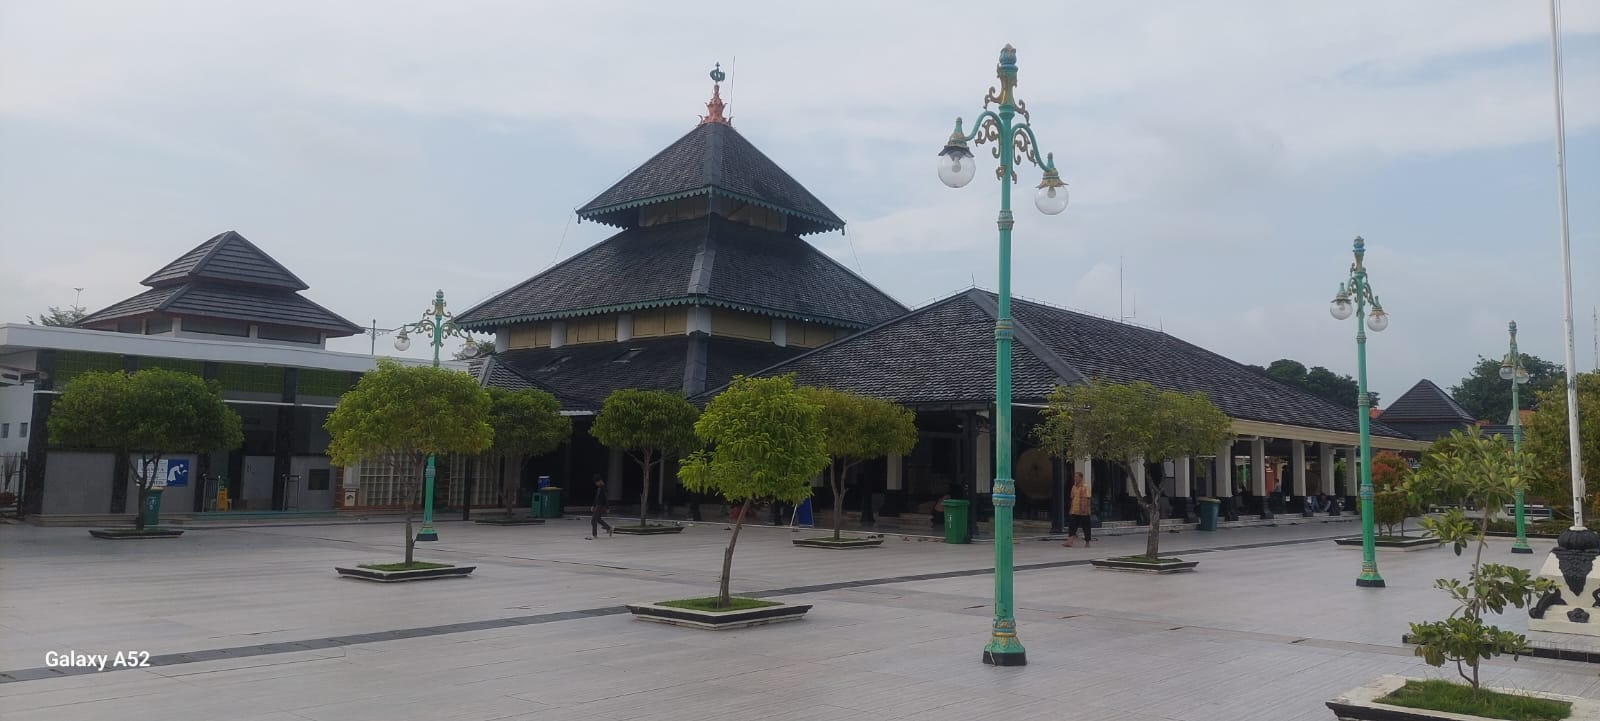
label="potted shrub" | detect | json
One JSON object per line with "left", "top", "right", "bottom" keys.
{"left": 325, "top": 360, "right": 492, "bottom": 582}
{"left": 1034, "top": 380, "right": 1233, "bottom": 573}
{"left": 1328, "top": 429, "right": 1571, "bottom": 720}
{"left": 793, "top": 387, "right": 916, "bottom": 549}
{"left": 49, "top": 369, "right": 242, "bottom": 539}
{"left": 627, "top": 375, "right": 828, "bottom": 629}
{"left": 590, "top": 389, "right": 699, "bottom": 535}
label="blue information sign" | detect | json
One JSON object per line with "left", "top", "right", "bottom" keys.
{"left": 161, "top": 459, "right": 190, "bottom": 488}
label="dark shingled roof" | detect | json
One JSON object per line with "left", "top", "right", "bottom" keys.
{"left": 455, "top": 216, "right": 905, "bottom": 329}
{"left": 488, "top": 334, "right": 807, "bottom": 412}
{"left": 142, "top": 231, "right": 309, "bottom": 290}
{"left": 469, "top": 355, "right": 581, "bottom": 407}
{"left": 79, "top": 231, "right": 362, "bottom": 337}
{"left": 1380, "top": 379, "right": 1478, "bottom": 422}
{"left": 714, "top": 289, "right": 1411, "bottom": 438}
{"left": 577, "top": 122, "right": 843, "bottom": 235}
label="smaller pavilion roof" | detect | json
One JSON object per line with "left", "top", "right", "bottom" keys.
{"left": 1380, "top": 379, "right": 1477, "bottom": 423}
{"left": 142, "top": 230, "right": 309, "bottom": 290}
{"left": 702, "top": 289, "right": 1412, "bottom": 439}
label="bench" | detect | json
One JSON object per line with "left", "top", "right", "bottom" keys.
{"left": 1503, "top": 504, "right": 1555, "bottom": 520}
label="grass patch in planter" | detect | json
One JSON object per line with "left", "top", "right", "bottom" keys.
{"left": 358, "top": 561, "right": 452, "bottom": 572}
{"left": 88, "top": 528, "right": 185, "bottom": 539}
{"left": 1108, "top": 555, "right": 1184, "bottom": 563}
{"left": 657, "top": 597, "right": 781, "bottom": 613}
{"left": 611, "top": 524, "right": 685, "bottom": 535}
{"left": 1379, "top": 679, "right": 1570, "bottom": 721}
{"left": 793, "top": 535, "right": 883, "bottom": 548}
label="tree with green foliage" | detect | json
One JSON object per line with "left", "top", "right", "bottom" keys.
{"left": 485, "top": 387, "right": 571, "bottom": 514}
{"left": 1034, "top": 380, "right": 1234, "bottom": 560}
{"left": 1523, "top": 371, "right": 1599, "bottom": 521}
{"left": 803, "top": 387, "right": 919, "bottom": 540}
{"left": 1369, "top": 451, "right": 1414, "bottom": 537}
{"left": 679, "top": 375, "right": 828, "bottom": 607}
{"left": 28, "top": 305, "right": 86, "bottom": 327}
{"left": 48, "top": 369, "right": 243, "bottom": 530}
{"left": 1407, "top": 427, "right": 1556, "bottom": 695}
{"left": 325, "top": 360, "right": 492, "bottom": 565}
{"left": 1248, "top": 359, "right": 1374, "bottom": 408}
{"left": 1450, "top": 353, "right": 1563, "bottom": 422}
{"left": 591, "top": 389, "right": 700, "bottom": 527}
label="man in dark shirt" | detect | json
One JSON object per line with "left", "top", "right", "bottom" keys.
{"left": 588, "top": 474, "right": 612, "bottom": 539}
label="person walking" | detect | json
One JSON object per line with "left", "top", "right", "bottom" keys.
{"left": 587, "top": 474, "right": 612, "bottom": 540}
{"left": 1063, "top": 470, "right": 1093, "bottom": 548}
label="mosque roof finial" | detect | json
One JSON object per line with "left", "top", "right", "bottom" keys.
{"left": 699, "top": 62, "right": 731, "bottom": 126}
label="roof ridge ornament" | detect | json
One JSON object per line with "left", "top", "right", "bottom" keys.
{"left": 699, "top": 62, "right": 731, "bottom": 126}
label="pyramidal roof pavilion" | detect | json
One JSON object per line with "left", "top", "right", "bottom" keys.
{"left": 456, "top": 65, "right": 905, "bottom": 409}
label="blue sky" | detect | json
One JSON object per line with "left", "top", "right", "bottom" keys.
{"left": 1, "top": 1, "right": 1595, "bottom": 407}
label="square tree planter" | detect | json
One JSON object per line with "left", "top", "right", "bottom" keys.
{"left": 472, "top": 516, "right": 545, "bottom": 526}
{"left": 1333, "top": 536, "right": 1441, "bottom": 552}
{"left": 334, "top": 563, "right": 476, "bottom": 583}
{"left": 792, "top": 536, "right": 884, "bottom": 549}
{"left": 626, "top": 600, "right": 811, "bottom": 630}
{"left": 1091, "top": 556, "right": 1198, "bottom": 574}
{"left": 1328, "top": 675, "right": 1595, "bottom": 720}
{"left": 611, "top": 524, "right": 686, "bottom": 535}
{"left": 89, "top": 528, "right": 185, "bottom": 540}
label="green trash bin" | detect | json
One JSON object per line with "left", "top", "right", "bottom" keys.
{"left": 943, "top": 499, "right": 970, "bottom": 544}
{"left": 539, "top": 487, "right": 564, "bottom": 519}
{"left": 1198, "top": 498, "right": 1220, "bottom": 531}
{"left": 529, "top": 491, "right": 544, "bottom": 518}
{"left": 140, "top": 489, "right": 163, "bottom": 528}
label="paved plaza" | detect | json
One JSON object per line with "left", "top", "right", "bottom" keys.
{"left": 0, "top": 517, "right": 1594, "bottom": 721}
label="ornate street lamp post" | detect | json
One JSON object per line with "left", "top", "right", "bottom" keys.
{"left": 393, "top": 290, "right": 479, "bottom": 542}
{"left": 1501, "top": 322, "right": 1534, "bottom": 554}
{"left": 1329, "top": 237, "right": 1389, "bottom": 588}
{"left": 937, "top": 44, "right": 1069, "bottom": 667}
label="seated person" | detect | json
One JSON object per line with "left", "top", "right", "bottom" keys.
{"left": 1307, "top": 493, "right": 1328, "bottom": 513}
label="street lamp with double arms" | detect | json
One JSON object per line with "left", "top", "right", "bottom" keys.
{"left": 938, "top": 44, "right": 1069, "bottom": 667}
{"left": 393, "top": 290, "right": 479, "bottom": 542}
{"left": 1501, "top": 322, "right": 1534, "bottom": 554}
{"left": 1329, "top": 237, "right": 1389, "bottom": 588}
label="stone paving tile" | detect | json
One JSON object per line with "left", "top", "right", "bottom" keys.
{"left": 0, "top": 521, "right": 1588, "bottom": 721}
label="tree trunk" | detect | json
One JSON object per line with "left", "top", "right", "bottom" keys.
{"left": 831, "top": 462, "right": 845, "bottom": 541}
{"left": 1135, "top": 462, "right": 1160, "bottom": 560}
{"left": 719, "top": 497, "right": 754, "bottom": 608}
{"left": 638, "top": 450, "right": 653, "bottom": 527}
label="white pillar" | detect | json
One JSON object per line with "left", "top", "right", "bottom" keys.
{"left": 1344, "top": 447, "right": 1359, "bottom": 496}
{"left": 494, "top": 329, "right": 509, "bottom": 353}
{"left": 550, "top": 321, "right": 567, "bottom": 349}
{"left": 771, "top": 319, "right": 787, "bottom": 347}
{"left": 1129, "top": 456, "right": 1145, "bottom": 496}
{"left": 1175, "top": 457, "right": 1192, "bottom": 498}
{"left": 886, "top": 453, "right": 903, "bottom": 491}
{"left": 1215, "top": 445, "right": 1232, "bottom": 497}
{"left": 1320, "top": 443, "right": 1336, "bottom": 495}
{"left": 1290, "top": 440, "right": 1307, "bottom": 496}
{"left": 1250, "top": 438, "right": 1266, "bottom": 495}
{"left": 1077, "top": 456, "right": 1093, "bottom": 494}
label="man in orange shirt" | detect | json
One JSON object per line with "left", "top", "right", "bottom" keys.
{"left": 1063, "top": 471, "right": 1093, "bottom": 547}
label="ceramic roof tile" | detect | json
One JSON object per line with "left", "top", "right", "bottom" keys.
{"left": 576, "top": 123, "right": 842, "bottom": 233}
{"left": 141, "top": 231, "right": 308, "bottom": 290}
{"left": 1379, "top": 379, "right": 1478, "bottom": 422}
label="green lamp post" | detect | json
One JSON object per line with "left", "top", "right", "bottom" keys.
{"left": 1501, "top": 321, "right": 1534, "bottom": 554}
{"left": 1329, "top": 236, "right": 1389, "bottom": 588}
{"left": 392, "top": 289, "right": 480, "bottom": 542}
{"left": 938, "top": 44, "right": 1070, "bottom": 667}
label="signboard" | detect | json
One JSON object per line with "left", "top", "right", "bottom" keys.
{"left": 151, "top": 459, "right": 189, "bottom": 488}
{"left": 791, "top": 498, "right": 814, "bottom": 528}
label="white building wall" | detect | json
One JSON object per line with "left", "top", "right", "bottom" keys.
{"left": 0, "top": 384, "right": 34, "bottom": 456}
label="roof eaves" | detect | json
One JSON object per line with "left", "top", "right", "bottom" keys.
{"left": 963, "top": 289, "right": 1085, "bottom": 386}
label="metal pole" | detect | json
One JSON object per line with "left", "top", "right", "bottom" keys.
{"left": 415, "top": 290, "right": 447, "bottom": 542}
{"left": 1511, "top": 322, "right": 1532, "bottom": 553}
{"left": 1352, "top": 240, "right": 1384, "bottom": 588}
{"left": 983, "top": 45, "right": 1025, "bottom": 668}
{"left": 1548, "top": 0, "right": 1592, "bottom": 549}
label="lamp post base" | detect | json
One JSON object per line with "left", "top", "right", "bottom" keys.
{"left": 983, "top": 633, "right": 1026, "bottom": 667}
{"left": 415, "top": 525, "right": 439, "bottom": 542}
{"left": 1355, "top": 575, "right": 1385, "bottom": 588}
{"left": 1511, "top": 543, "right": 1534, "bottom": 554}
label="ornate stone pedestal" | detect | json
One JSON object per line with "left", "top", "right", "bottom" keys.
{"left": 1529, "top": 528, "right": 1600, "bottom": 636}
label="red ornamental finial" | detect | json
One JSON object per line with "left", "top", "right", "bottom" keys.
{"left": 699, "top": 62, "right": 731, "bottom": 126}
